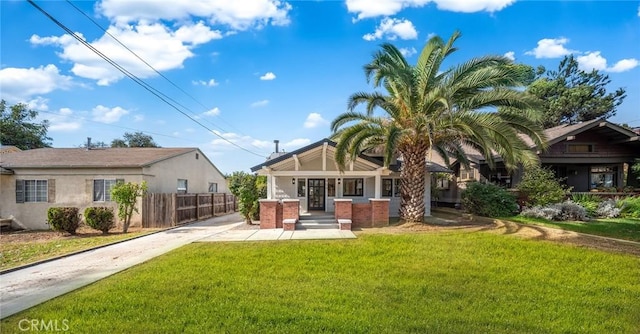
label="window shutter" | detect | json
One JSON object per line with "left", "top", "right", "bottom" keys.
{"left": 48, "top": 179, "right": 55, "bottom": 203}
{"left": 15, "top": 179, "right": 25, "bottom": 203}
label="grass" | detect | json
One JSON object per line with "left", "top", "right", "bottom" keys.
{"left": 508, "top": 216, "right": 640, "bottom": 242}
{"left": 0, "top": 231, "right": 150, "bottom": 270}
{"left": 2, "top": 233, "right": 639, "bottom": 333}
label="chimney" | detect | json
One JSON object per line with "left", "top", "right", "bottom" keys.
{"left": 274, "top": 140, "right": 279, "bottom": 153}
{"left": 87, "top": 137, "right": 92, "bottom": 150}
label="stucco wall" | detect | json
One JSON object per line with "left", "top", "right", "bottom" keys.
{"left": 0, "top": 168, "right": 143, "bottom": 230}
{"left": 143, "top": 149, "right": 227, "bottom": 194}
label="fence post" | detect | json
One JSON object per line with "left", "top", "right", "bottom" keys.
{"left": 172, "top": 193, "right": 178, "bottom": 226}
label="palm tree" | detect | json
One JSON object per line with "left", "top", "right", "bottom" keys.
{"left": 331, "top": 31, "right": 547, "bottom": 223}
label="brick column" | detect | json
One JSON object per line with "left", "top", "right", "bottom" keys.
{"left": 334, "top": 199, "right": 353, "bottom": 220}
{"left": 282, "top": 199, "right": 300, "bottom": 221}
{"left": 259, "top": 199, "right": 278, "bottom": 229}
{"left": 370, "top": 198, "right": 390, "bottom": 227}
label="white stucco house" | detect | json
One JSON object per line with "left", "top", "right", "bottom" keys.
{"left": 250, "top": 138, "right": 450, "bottom": 219}
{"left": 0, "top": 146, "right": 227, "bottom": 230}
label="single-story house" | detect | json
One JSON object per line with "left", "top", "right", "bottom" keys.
{"left": 432, "top": 119, "right": 640, "bottom": 206}
{"left": 0, "top": 146, "right": 227, "bottom": 230}
{"left": 250, "top": 139, "right": 450, "bottom": 228}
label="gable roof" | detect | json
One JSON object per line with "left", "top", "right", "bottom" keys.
{"left": 541, "top": 118, "right": 639, "bottom": 147}
{"left": 0, "top": 147, "right": 197, "bottom": 169}
{"left": 250, "top": 138, "right": 452, "bottom": 173}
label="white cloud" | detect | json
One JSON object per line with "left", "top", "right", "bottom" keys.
{"left": 97, "top": 0, "right": 292, "bottom": 30}
{"left": 504, "top": 51, "right": 515, "bottom": 61}
{"left": 303, "top": 112, "right": 329, "bottom": 128}
{"left": 204, "top": 107, "right": 221, "bottom": 116}
{"left": 0, "top": 64, "right": 72, "bottom": 102}
{"left": 193, "top": 78, "right": 219, "bottom": 86}
{"left": 251, "top": 99, "right": 269, "bottom": 107}
{"left": 260, "top": 72, "right": 276, "bottom": 80}
{"left": 92, "top": 105, "right": 129, "bottom": 123}
{"left": 30, "top": 21, "right": 222, "bottom": 86}
{"left": 399, "top": 47, "right": 417, "bottom": 57}
{"left": 25, "top": 97, "right": 50, "bottom": 111}
{"left": 577, "top": 51, "right": 639, "bottom": 73}
{"left": 525, "top": 37, "right": 574, "bottom": 59}
{"left": 346, "top": 0, "right": 513, "bottom": 20}
{"left": 608, "top": 58, "right": 639, "bottom": 73}
{"left": 47, "top": 107, "right": 83, "bottom": 132}
{"left": 133, "top": 114, "right": 145, "bottom": 122}
{"left": 363, "top": 18, "right": 418, "bottom": 41}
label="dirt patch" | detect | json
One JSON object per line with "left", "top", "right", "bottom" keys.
{"left": 0, "top": 226, "right": 156, "bottom": 244}
{"left": 231, "top": 222, "right": 260, "bottom": 231}
{"left": 356, "top": 213, "right": 640, "bottom": 257}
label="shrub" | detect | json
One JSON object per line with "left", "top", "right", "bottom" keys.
{"left": 596, "top": 199, "right": 621, "bottom": 219}
{"left": 571, "top": 193, "right": 601, "bottom": 217}
{"left": 46, "top": 207, "right": 81, "bottom": 235}
{"left": 461, "top": 182, "right": 518, "bottom": 217}
{"left": 520, "top": 202, "right": 587, "bottom": 221}
{"left": 517, "top": 165, "right": 570, "bottom": 207}
{"left": 619, "top": 196, "right": 640, "bottom": 219}
{"left": 84, "top": 207, "right": 115, "bottom": 234}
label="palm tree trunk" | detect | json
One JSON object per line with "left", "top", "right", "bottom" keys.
{"left": 400, "top": 145, "right": 428, "bottom": 223}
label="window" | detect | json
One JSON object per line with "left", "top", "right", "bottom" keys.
{"left": 16, "top": 180, "right": 48, "bottom": 203}
{"left": 394, "top": 179, "right": 401, "bottom": 197}
{"left": 297, "top": 179, "right": 306, "bottom": 197}
{"left": 177, "top": 179, "right": 188, "bottom": 194}
{"left": 93, "top": 179, "right": 118, "bottom": 201}
{"left": 567, "top": 144, "right": 594, "bottom": 153}
{"left": 460, "top": 166, "right": 475, "bottom": 180}
{"left": 590, "top": 166, "right": 617, "bottom": 189}
{"left": 436, "top": 178, "right": 450, "bottom": 189}
{"left": 208, "top": 183, "right": 218, "bottom": 193}
{"left": 382, "top": 178, "right": 393, "bottom": 197}
{"left": 343, "top": 178, "right": 363, "bottom": 196}
{"left": 327, "top": 178, "right": 336, "bottom": 197}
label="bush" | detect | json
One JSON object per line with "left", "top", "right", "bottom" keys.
{"left": 84, "top": 207, "right": 115, "bottom": 234}
{"left": 461, "top": 182, "right": 518, "bottom": 217}
{"left": 47, "top": 207, "right": 81, "bottom": 235}
{"left": 520, "top": 202, "right": 587, "bottom": 221}
{"left": 596, "top": 199, "right": 621, "bottom": 219}
{"left": 571, "top": 193, "right": 601, "bottom": 217}
{"left": 619, "top": 196, "right": 640, "bottom": 219}
{"left": 518, "top": 165, "right": 570, "bottom": 207}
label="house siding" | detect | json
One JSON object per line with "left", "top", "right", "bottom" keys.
{"left": 143, "top": 150, "right": 227, "bottom": 194}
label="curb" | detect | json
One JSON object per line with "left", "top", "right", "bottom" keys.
{"left": 0, "top": 213, "right": 240, "bottom": 275}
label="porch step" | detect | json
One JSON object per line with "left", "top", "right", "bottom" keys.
{"left": 296, "top": 221, "right": 339, "bottom": 230}
{"left": 299, "top": 215, "right": 335, "bottom": 221}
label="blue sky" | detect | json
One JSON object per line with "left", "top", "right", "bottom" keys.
{"left": 1, "top": 0, "right": 639, "bottom": 174}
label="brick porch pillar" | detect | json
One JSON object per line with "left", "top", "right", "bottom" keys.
{"left": 282, "top": 199, "right": 300, "bottom": 221}
{"left": 334, "top": 199, "right": 353, "bottom": 220}
{"left": 259, "top": 199, "right": 279, "bottom": 229}
{"left": 370, "top": 198, "right": 390, "bottom": 227}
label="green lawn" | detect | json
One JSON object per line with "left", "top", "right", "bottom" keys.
{"left": 0, "top": 232, "right": 150, "bottom": 270}
{"left": 2, "top": 233, "right": 639, "bottom": 333}
{"left": 507, "top": 216, "right": 640, "bottom": 242}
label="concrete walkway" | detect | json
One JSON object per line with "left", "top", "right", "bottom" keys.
{"left": 0, "top": 213, "right": 356, "bottom": 318}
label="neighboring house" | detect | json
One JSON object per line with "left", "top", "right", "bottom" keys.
{"left": 432, "top": 119, "right": 640, "bottom": 206}
{"left": 250, "top": 138, "right": 449, "bottom": 223}
{"left": 0, "top": 147, "right": 227, "bottom": 230}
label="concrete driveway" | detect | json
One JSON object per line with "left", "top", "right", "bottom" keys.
{"left": 0, "top": 213, "right": 244, "bottom": 319}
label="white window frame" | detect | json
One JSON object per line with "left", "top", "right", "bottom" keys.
{"left": 24, "top": 180, "right": 48, "bottom": 202}
{"left": 93, "top": 179, "right": 117, "bottom": 202}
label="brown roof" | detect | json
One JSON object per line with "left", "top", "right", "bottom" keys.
{"left": 0, "top": 147, "right": 196, "bottom": 169}
{"left": 0, "top": 145, "right": 22, "bottom": 154}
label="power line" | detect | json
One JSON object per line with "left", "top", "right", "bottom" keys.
{"left": 27, "top": 0, "right": 268, "bottom": 158}
{"left": 64, "top": 0, "right": 266, "bottom": 151}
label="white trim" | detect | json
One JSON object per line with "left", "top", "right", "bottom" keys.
{"left": 293, "top": 154, "right": 300, "bottom": 171}
{"left": 266, "top": 171, "right": 385, "bottom": 176}
{"left": 322, "top": 142, "right": 327, "bottom": 171}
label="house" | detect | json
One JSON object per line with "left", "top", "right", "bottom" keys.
{"left": 0, "top": 147, "right": 227, "bottom": 230}
{"left": 250, "top": 138, "right": 450, "bottom": 229}
{"left": 432, "top": 119, "right": 640, "bottom": 206}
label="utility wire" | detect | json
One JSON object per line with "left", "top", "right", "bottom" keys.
{"left": 27, "top": 0, "right": 268, "bottom": 158}
{"left": 64, "top": 0, "right": 265, "bottom": 150}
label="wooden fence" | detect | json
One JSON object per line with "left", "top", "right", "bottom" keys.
{"left": 142, "top": 193, "right": 237, "bottom": 228}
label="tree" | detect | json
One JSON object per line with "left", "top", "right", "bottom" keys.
{"left": 227, "top": 171, "right": 266, "bottom": 224}
{"left": 331, "top": 31, "right": 546, "bottom": 223}
{"left": 111, "top": 132, "right": 159, "bottom": 147}
{"left": 517, "top": 165, "right": 571, "bottom": 207}
{"left": 110, "top": 181, "right": 147, "bottom": 233}
{"left": 528, "top": 55, "right": 626, "bottom": 128}
{"left": 0, "top": 100, "right": 52, "bottom": 149}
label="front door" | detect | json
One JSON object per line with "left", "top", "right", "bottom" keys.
{"left": 307, "top": 179, "right": 325, "bottom": 211}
